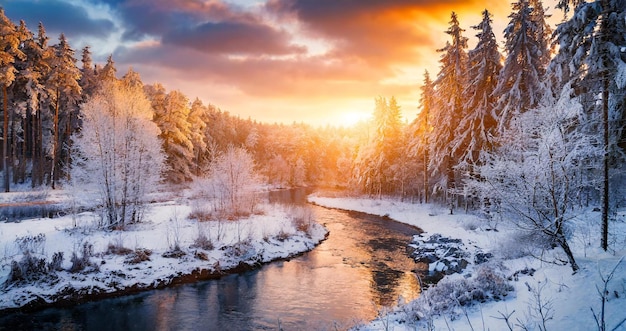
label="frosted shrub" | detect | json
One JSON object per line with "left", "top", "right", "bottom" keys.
{"left": 5, "top": 234, "right": 54, "bottom": 285}
{"left": 16, "top": 233, "right": 46, "bottom": 256}
{"left": 290, "top": 206, "right": 314, "bottom": 237}
{"left": 125, "top": 248, "right": 152, "bottom": 264}
{"left": 192, "top": 223, "right": 214, "bottom": 250}
{"left": 405, "top": 263, "right": 512, "bottom": 324}
{"left": 49, "top": 252, "right": 64, "bottom": 271}
{"left": 70, "top": 241, "right": 96, "bottom": 273}
{"left": 106, "top": 236, "right": 133, "bottom": 255}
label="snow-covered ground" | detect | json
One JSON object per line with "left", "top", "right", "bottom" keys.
{"left": 309, "top": 195, "right": 626, "bottom": 331}
{"left": 0, "top": 195, "right": 327, "bottom": 312}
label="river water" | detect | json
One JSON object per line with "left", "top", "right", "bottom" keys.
{"left": 0, "top": 189, "right": 423, "bottom": 330}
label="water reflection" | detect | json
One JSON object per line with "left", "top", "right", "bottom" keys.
{"left": 0, "top": 189, "right": 423, "bottom": 330}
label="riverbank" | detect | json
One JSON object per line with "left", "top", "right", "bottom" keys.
{"left": 0, "top": 199, "right": 327, "bottom": 314}
{"left": 309, "top": 194, "right": 626, "bottom": 330}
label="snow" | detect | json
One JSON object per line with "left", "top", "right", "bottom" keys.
{"left": 0, "top": 195, "right": 327, "bottom": 311}
{"left": 309, "top": 195, "right": 626, "bottom": 331}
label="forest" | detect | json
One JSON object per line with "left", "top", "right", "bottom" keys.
{"left": 1, "top": 0, "right": 626, "bottom": 273}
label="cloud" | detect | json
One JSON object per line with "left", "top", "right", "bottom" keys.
{"left": 162, "top": 20, "right": 305, "bottom": 55}
{"left": 3, "top": 0, "right": 115, "bottom": 39}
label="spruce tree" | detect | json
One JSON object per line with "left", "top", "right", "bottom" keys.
{"left": 46, "top": 33, "right": 81, "bottom": 189}
{"left": 429, "top": 12, "right": 468, "bottom": 202}
{"left": 0, "top": 9, "right": 26, "bottom": 192}
{"left": 493, "top": 0, "right": 549, "bottom": 133}
{"left": 452, "top": 10, "right": 502, "bottom": 171}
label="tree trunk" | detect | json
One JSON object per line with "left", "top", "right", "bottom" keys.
{"left": 3, "top": 85, "right": 9, "bottom": 192}
{"left": 556, "top": 228, "right": 579, "bottom": 273}
{"left": 424, "top": 143, "right": 429, "bottom": 204}
{"left": 600, "top": 0, "right": 610, "bottom": 251}
{"left": 51, "top": 87, "right": 59, "bottom": 189}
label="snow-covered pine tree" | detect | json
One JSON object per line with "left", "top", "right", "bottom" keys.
{"left": 79, "top": 46, "right": 98, "bottom": 99}
{"left": 407, "top": 71, "right": 434, "bottom": 203}
{"left": 353, "top": 96, "right": 404, "bottom": 196}
{"left": 10, "top": 20, "right": 37, "bottom": 184}
{"left": 452, "top": 10, "right": 502, "bottom": 175}
{"left": 46, "top": 33, "right": 81, "bottom": 189}
{"left": 429, "top": 12, "right": 468, "bottom": 204}
{"left": 148, "top": 86, "right": 194, "bottom": 183}
{"left": 493, "top": 0, "right": 549, "bottom": 133}
{"left": 0, "top": 9, "right": 26, "bottom": 192}
{"left": 98, "top": 55, "right": 117, "bottom": 84}
{"left": 189, "top": 98, "right": 208, "bottom": 176}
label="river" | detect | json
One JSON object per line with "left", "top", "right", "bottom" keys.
{"left": 0, "top": 189, "right": 423, "bottom": 330}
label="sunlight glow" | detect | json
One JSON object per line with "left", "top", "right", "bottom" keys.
{"left": 337, "top": 111, "right": 371, "bottom": 128}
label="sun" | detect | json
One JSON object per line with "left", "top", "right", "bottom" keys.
{"left": 337, "top": 111, "right": 371, "bottom": 128}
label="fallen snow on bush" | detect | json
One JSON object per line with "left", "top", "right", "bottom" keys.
{"left": 309, "top": 195, "right": 626, "bottom": 331}
{"left": 0, "top": 202, "right": 327, "bottom": 311}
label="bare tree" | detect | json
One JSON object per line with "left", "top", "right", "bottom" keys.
{"left": 471, "top": 85, "right": 602, "bottom": 272}
{"left": 71, "top": 75, "right": 164, "bottom": 229}
{"left": 208, "top": 146, "right": 260, "bottom": 218}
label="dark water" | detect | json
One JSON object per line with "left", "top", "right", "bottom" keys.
{"left": 0, "top": 189, "right": 422, "bottom": 330}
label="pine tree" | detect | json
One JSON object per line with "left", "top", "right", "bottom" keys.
{"left": 452, "top": 10, "right": 502, "bottom": 172}
{"left": 148, "top": 86, "right": 194, "bottom": 183}
{"left": 46, "top": 33, "right": 82, "bottom": 189}
{"left": 10, "top": 20, "right": 37, "bottom": 184}
{"left": 493, "top": 0, "right": 549, "bottom": 133}
{"left": 98, "top": 54, "right": 117, "bottom": 85}
{"left": 429, "top": 12, "right": 468, "bottom": 202}
{"left": 189, "top": 98, "right": 208, "bottom": 176}
{"left": 0, "top": 9, "right": 26, "bottom": 192}
{"left": 30, "top": 23, "right": 53, "bottom": 187}
{"left": 407, "top": 71, "right": 434, "bottom": 203}
{"left": 79, "top": 46, "right": 98, "bottom": 98}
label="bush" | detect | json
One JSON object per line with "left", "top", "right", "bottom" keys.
{"left": 70, "top": 241, "right": 96, "bottom": 273}
{"left": 125, "top": 248, "right": 152, "bottom": 264}
{"left": 106, "top": 241, "right": 133, "bottom": 256}
{"left": 404, "top": 262, "right": 513, "bottom": 324}
{"left": 16, "top": 233, "right": 46, "bottom": 255}
{"left": 290, "top": 206, "right": 314, "bottom": 237}
{"left": 48, "top": 252, "right": 64, "bottom": 271}
{"left": 5, "top": 234, "right": 56, "bottom": 285}
{"left": 192, "top": 232, "right": 214, "bottom": 251}
{"left": 6, "top": 254, "right": 49, "bottom": 285}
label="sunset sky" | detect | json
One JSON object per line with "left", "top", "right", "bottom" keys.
{"left": 5, "top": 0, "right": 563, "bottom": 126}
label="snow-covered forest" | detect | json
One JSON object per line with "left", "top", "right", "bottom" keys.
{"left": 1, "top": 0, "right": 626, "bottom": 329}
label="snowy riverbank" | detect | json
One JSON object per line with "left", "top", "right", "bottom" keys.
{"left": 0, "top": 198, "right": 327, "bottom": 313}
{"left": 309, "top": 195, "right": 626, "bottom": 331}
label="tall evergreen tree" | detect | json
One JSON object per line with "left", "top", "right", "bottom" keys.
{"left": 10, "top": 20, "right": 36, "bottom": 184}
{"left": 79, "top": 46, "right": 98, "bottom": 99}
{"left": 30, "top": 22, "right": 53, "bottom": 187}
{"left": 493, "top": 0, "right": 549, "bottom": 133}
{"left": 408, "top": 71, "right": 434, "bottom": 203}
{"left": 189, "top": 98, "right": 208, "bottom": 176}
{"left": 354, "top": 97, "right": 404, "bottom": 196}
{"left": 0, "top": 8, "right": 26, "bottom": 192}
{"left": 148, "top": 86, "right": 194, "bottom": 183}
{"left": 452, "top": 10, "right": 502, "bottom": 171}
{"left": 46, "top": 33, "right": 81, "bottom": 188}
{"left": 429, "top": 12, "right": 468, "bottom": 200}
